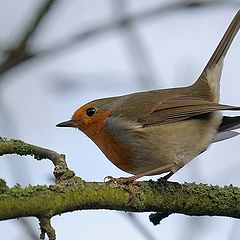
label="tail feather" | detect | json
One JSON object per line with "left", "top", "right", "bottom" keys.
{"left": 193, "top": 10, "right": 240, "bottom": 102}
{"left": 218, "top": 116, "right": 240, "bottom": 132}
{"left": 213, "top": 131, "right": 239, "bottom": 143}
{"left": 213, "top": 116, "right": 240, "bottom": 143}
{"left": 203, "top": 10, "right": 240, "bottom": 70}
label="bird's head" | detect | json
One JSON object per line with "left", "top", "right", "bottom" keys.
{"left": 56, "top": 97, "right": 116, "bottom": 138}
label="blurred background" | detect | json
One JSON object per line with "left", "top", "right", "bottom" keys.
{"left": 0, "top": 0, "right": 240, "bottom": 239}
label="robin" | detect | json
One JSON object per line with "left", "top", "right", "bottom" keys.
{"left": 57, "top": 10, "right": 240, "bottom": 182}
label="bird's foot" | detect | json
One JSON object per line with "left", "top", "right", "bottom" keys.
{"left": 104, "top": 175, "right": 140, "bottom": 205}
{"left": 104, "top": 175, "right": 138, "bottom": 185}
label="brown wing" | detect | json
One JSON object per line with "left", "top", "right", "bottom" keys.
{"left": 139, "top": 96, "right": 240, "bottom": 127}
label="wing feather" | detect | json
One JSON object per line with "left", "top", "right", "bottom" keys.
{"left": 139, "top": 96, "right": 240, "bottom": 126}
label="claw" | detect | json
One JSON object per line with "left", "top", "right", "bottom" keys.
{"left": 104, "top": 175, "right": 140, "bottom": 205}
{"left": 104, "top": 175, "right": 138, "bottom": 185}
{"left": 104, "top": 175, "right": 114, "bottom": 183}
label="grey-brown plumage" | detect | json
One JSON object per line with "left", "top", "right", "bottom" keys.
{"left": 103, "top": 10, "right": 240, "bottom": 177}
{"left": 57, "top": 10, "right": 240, "bottom": 180}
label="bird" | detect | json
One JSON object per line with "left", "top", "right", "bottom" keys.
{"left": 57, "top": 10, "right": 240, "bottom": 182}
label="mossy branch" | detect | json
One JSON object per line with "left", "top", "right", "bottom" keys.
{"left": 0, "top": 137, "right": 62, "bottom": 165}
{"left": 0, "top": 0, "right": 57, "bottom": 76}
{"left": 1, "top": 180, "right": 240, "bottom": 221}
{"left": 0, "top": 137, "right": 75, "bottom": 181}
{"left": 39, "top": 217, "right": 56, "bottom": 240}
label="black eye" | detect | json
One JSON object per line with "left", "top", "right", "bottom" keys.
{"left": 86, "top": 107, "right": 96, "bottom": 117}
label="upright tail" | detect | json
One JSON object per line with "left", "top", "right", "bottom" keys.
{"left": 192, "top": 10, "right": 240, "bottom": 102}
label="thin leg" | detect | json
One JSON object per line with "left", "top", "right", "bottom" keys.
{"left": 132, "top": 163, "right": 176, "bottom": 181}
{"left": 105, "top": 163, "right": 176, "bottom": 184}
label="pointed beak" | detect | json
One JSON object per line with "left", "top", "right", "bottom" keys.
{"left": 56, "top": 119, "right": 80, "bottom": 128}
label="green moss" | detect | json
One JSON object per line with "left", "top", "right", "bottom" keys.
{"left": 0, "top": 137, "right": 7, "bottom": 142}
{"left": 0, "top": 179, "right": 8, "bottom": 193}
{"left": 1, "top": 176, "right": 240, "bottom": 221}
{"left": 5, "top": 184, "right": 49, "bottom": 198}
{"left": 49, "top": 184, "right": 66, "bottom": 193}
{"left": 14, "top": 140, "right": 33, "bottom": 156}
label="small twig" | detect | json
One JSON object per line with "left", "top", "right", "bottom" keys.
{"left": 39, "top": 217, "right": 56, "bottom": 240}
{"left": 0, "top": 0, "right": 57, "bottom": 76}
{"left": 112, "top": 0, "right": 158, "bottom": 89}
{"left": 18, "top": 0, "right": 57, "bottom": 48}
{"left": 125, "top": 213, "right": 157, "bottom": 240}
{"left": 35, "top": 0, "right": 240, "bottom": 60}
{"left": 0, "top": 137, "right": 62, "bottom": 166}
{"left": 1, "top": 0, "right": 239, "bottom": 76}
{"left": 149, "top": 212, "right": 172, "bottom": 225}
{"left": 0, "top": 137, "right": 75, "bottom": 181}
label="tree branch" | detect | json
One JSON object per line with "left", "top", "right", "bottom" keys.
{"left": 0, "top": 137, "right": 75, "bottom": 181}
{"left": 0, "top": 177, "right": 240, "bottom": 221}
{"left": 39, "top": 217, "right": 56, "bottom": 240}
{"left": 0, "top": 0, "right": 57, "bottom": 76}
{"left": 26, "top": 0, "right": 240, "bottom": 59}
{"left": 1, "top": 0, "right": 239, "bottom": 77}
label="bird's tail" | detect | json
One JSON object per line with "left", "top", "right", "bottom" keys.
{"left": 193, "top": 10, "right": 240, "bottom": 102}
{"left": 203, "top": 10, "right": 240, "bottom": 70}
{"left": 214, "top": 116, "right": 240, "bottom": 142}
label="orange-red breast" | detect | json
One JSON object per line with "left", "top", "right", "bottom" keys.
{"left": 57, "top": 10, "right": 240, "bottom": 181}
